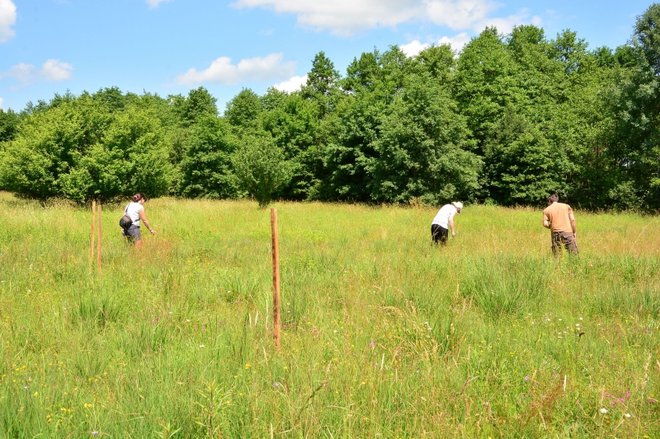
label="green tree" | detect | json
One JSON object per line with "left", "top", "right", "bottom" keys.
{"left": 454, "top": 27, "right": 516, "bottom": 159}
{"left": 412, "top": 44, "right": 455, "bottom": 84}
{"left": 0, "top": 93, "right": 173, "bottom": 203}
{"left": 61, "top": 103, "right": 173, "bottom": 202}
{"left": 370, "top": 74, "right": 481, "bottom": 203}
{"left": 171, "top": 87, "right": 218, "bottom": 128}
{"left": 0, "top": 109, "right": 20, "bottom": 143}
{"left": 260, "top": 91, "right": 321, "bottom": 199}
{"left": 0, "top": 96, "right": 105, "bottom": 201}
{"left": 485, "top": 106, "right": 568, "bottom": 204}
{"left": 302, "top": 51, "right": 341, "bottom": 118}
{"left": 231, "top": 134, "right": 293, "bottom": 208}
{"left": 319, "top": 47, "right": 411, "bottom": 202}
{"left": 178, "top": 116, "right": 238, "bottom": 198}
{"left": 224, "top": 88, "right": 262, "bottom": 131}
{"left": 608, "top": 3, "right": 660, "bottom": 209}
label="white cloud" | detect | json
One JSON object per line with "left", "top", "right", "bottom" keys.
{"left": 0, "top": 97, "right": 4, "bottom": 109}
{"left": 41, "top": 59, "right": 74, "bottom": 81}
{"left": 476, "top": 10, "right": 542, "bottom": 35}
{"left": 401, "top": 32, "right": 471, "bottom": 57}
{"left": 146, "top": 0, "right": 172, "bottom": 8}
{"left": 232, "top": 0, "right": 539, "bottom": 36}
{"left": 0, "top": 0, "right": 17, "bottom": 43}
{"left": 233, "top": 0, "right": 421, "bottom": 36}
{"left": 400, "top": 40, "right": 429, "bottom": 57}
{"left": 437, "top": 32, "right": 471, "bottom": 51}
{"left": 176, "top": 53, "right": 296, "bottom": 85}
{"left": 425, "top": 0, "right": 495, "bottom": 30}
{"left": 1, "top": 59, "right": 73, "bottom": 84}
{"left": 273, "top": 74, "right": 307, "bottom": 93}
{"left": 2, "top": 62, "right": 35, "bottom": 84}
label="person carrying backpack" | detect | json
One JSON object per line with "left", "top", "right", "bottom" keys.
{"left": 121, "top": 193, "right": 155, "bottom": 248}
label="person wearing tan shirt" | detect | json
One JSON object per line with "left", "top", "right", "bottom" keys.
{"left": 543, "top": 193, "right": 578, "bottom": 255}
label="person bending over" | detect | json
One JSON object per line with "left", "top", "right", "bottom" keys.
{"left": 431, "top": 201, "right": 463, "bottom": 245}
{"left": 123, "top": 192, "right": 155, "bottom": 248}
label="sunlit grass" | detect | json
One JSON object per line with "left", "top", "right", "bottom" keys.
{"left": 0, "top": 192, "right": 657, "bottom": 437}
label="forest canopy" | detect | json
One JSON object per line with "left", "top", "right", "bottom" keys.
{"left": 0, "top": 4, "right": 658, "bottom": 211}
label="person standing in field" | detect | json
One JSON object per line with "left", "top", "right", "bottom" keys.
{"left": 543, "top": 193, "right": 578, "bottom": 255}
{"left": 431, "top": 201, "right": 463, "bottom": 245}
{"left": 122, "top": 193, "right": 155, "bottom": 248}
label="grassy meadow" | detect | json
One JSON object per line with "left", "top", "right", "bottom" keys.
{"left": 0, "top": 192, "right": 658, "bottom": 438}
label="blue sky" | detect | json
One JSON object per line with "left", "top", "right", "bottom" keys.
{"left": 0, "top": 0, "right": 654, "bottom": 114}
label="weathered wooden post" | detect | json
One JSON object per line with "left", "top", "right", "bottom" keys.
{"left": 96, "top": 201, "right": 102, "bottom": 273}
{"left": 90, "top": 199, "right": 96, "bottom": 262}
{"left": 270, "top": 208, "right": 281, "bottom": 349}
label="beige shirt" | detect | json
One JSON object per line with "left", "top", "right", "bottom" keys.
{"left": 543, "top": 202, "right": 575, "bottom": 233}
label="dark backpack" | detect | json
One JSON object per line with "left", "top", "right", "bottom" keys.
{"left": 119, "top": 214, "right": 132, "bottom": 230}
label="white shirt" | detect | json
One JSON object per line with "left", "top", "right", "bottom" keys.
{"left": 431, "top": 204, "right": 458, "bottom": 228}
{"left": 125, "top": 201, "right": 144, "bottom": 226}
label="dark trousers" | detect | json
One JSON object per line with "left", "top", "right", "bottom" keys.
{"left": 551, "top": 231, "right": 578, "bottom": 255}
{"left": 431, "top": 224, "right": 449, "bottom": 245}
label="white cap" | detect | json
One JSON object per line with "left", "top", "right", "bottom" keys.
{"left": 452, "top": 201, "right": 464, "bottom": 212}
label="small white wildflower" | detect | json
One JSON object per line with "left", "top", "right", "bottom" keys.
{"left": 624, "top": 413, "right": 632, "bottom": 419}
{"left": 599, "top": 407, "right": 609, "bottom": 414}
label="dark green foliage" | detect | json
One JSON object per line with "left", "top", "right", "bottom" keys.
{"left": 607, "top": 3, "right": 660, "bottom": 210}
{"left": 369, "top": 74, "right": 481, "bottom": 203}
{"left": 224, "top": 88, "right": 262, "bottom": 130}
{"left": 171, "top": 87, "right": 218, "bottom": 128}
{"left": 0, "top": 109, "right": 20, "bottom": 143}
{"left": 0, "top": 4, "right": 657, "bottom": 210}
{"left": 454, "top": 27, "right": 515, "bottom": 157}
{"left": 231, "top": 134, "right": 293, "bottom": 207}
{"left": 485, "top": 107, "right": 566, "bottom": 204}
{"left": 0, "top": 91, "right": 173, "bottom": 203}
{"left": 260, "top": 92, "right": 321, "bottom": 200}
{"left": 178, "top": 116, "right": 238, "bottom": 198}
{"left": 304, "top": 51, "right": 340, "bottom": 96}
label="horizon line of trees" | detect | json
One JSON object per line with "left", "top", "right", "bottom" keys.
{"left": 0, "top": 4, "right": 658, "bottom": 211}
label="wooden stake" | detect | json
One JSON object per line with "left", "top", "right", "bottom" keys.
{"left": 271, "top": 208, "right": 281, "bottom": 349}
{"left": 96, "top": 201, "right": 102, "bottom": 273}
{"left": 90, "top": 199, "right": 96, "bottom": 262}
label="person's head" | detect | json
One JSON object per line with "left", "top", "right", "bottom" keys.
{"left": 132, "top": 193, "right": 147, "bottom": 204}
{"left": 452, "top": 201, "right": 464, "bottom": 213}
{"left": 547, "top": 193, "right": 559, "bottom": 205}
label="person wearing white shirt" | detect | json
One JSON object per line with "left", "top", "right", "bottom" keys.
{"left": 431, "top": 201, "right": 463, "bottom": 245}
{"left": 122, "top": 192, "right": 155, "bottom": 248}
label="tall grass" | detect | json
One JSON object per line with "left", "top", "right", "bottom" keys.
{"left": 0, "top": 193, "right": 657, "bottom": 437}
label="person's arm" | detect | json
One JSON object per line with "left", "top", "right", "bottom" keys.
{"left": 449, "top": 216, "right": 456, "bottom": 237}
{"left": 139, "top": 210, "right": 155, "bottom": 235}
{"left": 569, "top": 209, "right": 576, "bottom": 236}
{"left": 543, "top": 212, "right": 551, "bottom": 229}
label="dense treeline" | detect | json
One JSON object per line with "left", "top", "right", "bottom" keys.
{"left": 0, "top": 4, "right": 658, "bottom": 210}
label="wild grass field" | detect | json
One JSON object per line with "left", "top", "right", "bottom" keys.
{"left": 0, "top": 192, "right": 658, "bottom": 438}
